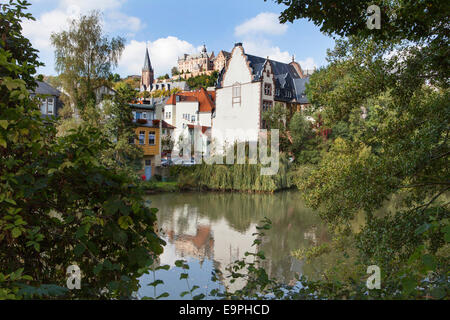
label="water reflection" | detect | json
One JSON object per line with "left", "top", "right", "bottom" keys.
{"left": 138, "top": 191, "right": 330, "bottom": 299}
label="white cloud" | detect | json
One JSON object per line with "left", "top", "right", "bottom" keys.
{"left": 59, "top": 0, "right": 126, "bottom": 11}
{"left": 22, "top": 0, "right": 143, "bottom": 74}
{"left": 235, "top": 12, "right": 288, "bottom": 37}
{"left": 106, "top": 11, "right": 144, "bottom": 34}
{"left": 243, "top": 40, "right": 291, "bottom": 63}
{"left": 297, "top": 57, "right": 316, "bottom": 71}
{"left": 243, "top": 40, "right": 317, "bottom": 71}
{"left": 118, "top": 37, "right": 198, "bottom": 77}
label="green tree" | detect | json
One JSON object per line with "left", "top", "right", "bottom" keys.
{"left": 276, "top": 1, "right": 450, "bottom": 298}
{"left": 51, "top": 11, "right": 125, "bottom": 117}
{"left": 0, "top": 1, "right": 163, "bottom": 299}
{"left": 171, "top": 66, "right": 179, "bottom": 76}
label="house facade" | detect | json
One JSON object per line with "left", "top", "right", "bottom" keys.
{"left": 213, "top": 50, "right": 231, "bottom": 73}
{"left": 211, "top": 43, "right": 311, "bottom": 149}
{"left": 164, "top": 88, "right": 215, "bottom": 155}
{"left": 130, "top": 101, "right": 164, "bottom": 179}
{"left": 31, "top": 81, "right": 63, "bottom": 118}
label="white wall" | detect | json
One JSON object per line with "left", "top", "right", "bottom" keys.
{"left": 212, "top": 46, "right": 261, "bottom": 151}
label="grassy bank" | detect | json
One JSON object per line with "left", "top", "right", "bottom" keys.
{"left": 170, "top": 155, "right": 293, "bottom": 193}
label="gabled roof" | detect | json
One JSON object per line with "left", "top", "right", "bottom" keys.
{"left": 34, "top": 81, "right": 61, "bottom": 96}
{"left": 216, "top": 46, "right": 310, "bottom": 104}
{"left": 166, "top": 88, "right": 215, "bottom": 113}
{"left": 245, "top": 54, "right": 300, "bottom": 81}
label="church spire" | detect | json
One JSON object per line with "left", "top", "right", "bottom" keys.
{"left": 141, "top": 44, "right": 154, "bottom": 92}
{"left": 143, "top": 45, "right": 152, "bottom": 71}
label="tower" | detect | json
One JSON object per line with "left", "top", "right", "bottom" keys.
{"left": 141, "top": 46, "right": 154, "bottom": 91}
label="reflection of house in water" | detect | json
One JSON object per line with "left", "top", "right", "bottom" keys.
{"left": 159, "top": 206, "right": 258, "bottom": 292}
{"left": 167, "top": 225, "right": 214, "bottom": 262}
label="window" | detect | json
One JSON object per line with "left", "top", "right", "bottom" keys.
{"left": 39, "top": 97, "right": 55, "bottom": 115}
{"left": 262, "top": 100, "right": 273, "bottom": 112}
{"left": 136, "top": 112, "right": 142, "bottom": 120}
{"left": 145, "top": 160, "right": 151, "bottom": 166}
{"left": 142, "top": 112, "right": 147, "bottom": 119}
{"left": 139, "top": 131, "right": 145, "bottom": 145}
{"left": 264, "top": 83, "right": 272, "bottom": 96}
{"left": 47, "top": 98, "right": 54, "bottom": 114}
{"left": 191, "top": 115, "right": 195, "bottom": 122}
{"left": 148, "top": 131, "right": 156, "bottom": 145}
{"left": 286, "top": 91, "right": 292, "bottom": 98}
{"left": 232, "top": 83, "right": 241, "bottom": 105}
{"left": 275, "top": 88, "right": 280, "bottom": 96}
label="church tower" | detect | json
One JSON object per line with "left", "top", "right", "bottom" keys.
{"left": 141, "top": 46, "right": 154, "bottom": 91}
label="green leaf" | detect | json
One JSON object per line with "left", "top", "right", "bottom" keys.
{"left": 422, "top": 254, "right": 436, "bottom": 271}
{"left": 74, "top": 244, "right": 85, "bottom": 257}
{"left": 415, "top": 223, "right": 430, "bottom": 235}
{"left": 11, "top": 227, "right": 21, "bottom": 238}
{"left": 148, "top": 280, "right": 164, "bottom": 287}
{"left": 443, "top": 225, "right": 450, "bottom": 243}
{"left": 179, "top": 273, "right": 188, "bottom": 280}
{"left": 174, "top": 260, "right": 184, "bottom": 268}
{"left": 93, "top": 264, "right": 103, "bottom": 275}
{"left": 180, "top": 291, "right": 190, "bottom": 297}
{"left": 156, "top": 265, "right": 170, "bottom": 271}
{"left": 118, "top": 216, "right": 132, "bottom": 230}
{"left": 193, "top": 293, "right": 205, "bottom": 300}
{"left": 0, "top": 120, "right": 8, "bottom": 129}
{"left": 156, "top": 292, "right": 169, "bottom": 299}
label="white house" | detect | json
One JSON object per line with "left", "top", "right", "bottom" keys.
{"left": 163, "top": 88, "right": 215, "bottom": 156}
{"left": 212, "top": 43, "right": 310, "bottom": 150}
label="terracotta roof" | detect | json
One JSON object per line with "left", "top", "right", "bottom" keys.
{"left": 161, "top": 120, "right": 176, "bottom": 129}
{"left": 187, "top": 124, "right": 211, "bottom": 134}
{"left": 165, "top": 87, "right": 215, "bottom": 113}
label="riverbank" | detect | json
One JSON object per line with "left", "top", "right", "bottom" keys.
{"left": 142, "top": 155, "right": 294, "bottom": 194}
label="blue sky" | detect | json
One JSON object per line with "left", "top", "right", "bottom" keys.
{"left": 23, "top": 0, "right": 336, "bottom": 77}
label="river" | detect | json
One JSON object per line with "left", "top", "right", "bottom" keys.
{"left": 137, "top": 191, "right": 331, "bottom": 299}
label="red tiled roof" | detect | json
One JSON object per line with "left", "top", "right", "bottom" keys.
{"left": 165, "top": 88, "right": 215, "bottom": 113}
{"left": 187, "top": 124, "right": 211, "bottom": 134}
{"left": 162, "top": 120, "right": 176, "bottom": 129}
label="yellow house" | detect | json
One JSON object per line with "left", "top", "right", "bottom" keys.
{"left": 131, "top": 103, "right": 162, "bottom": 179}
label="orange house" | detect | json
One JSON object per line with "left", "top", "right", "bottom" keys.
{"left": 131, "top": 103, "right": 161, "bottom": 179}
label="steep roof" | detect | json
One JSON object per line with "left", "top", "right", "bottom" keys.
{"left": 293, "top": 78, "right": 310, "bottom": 104}
{"left": 216, "top": 47, "right": 310, "bottom": 104}
{"left": 34, "top": 81, "right": 61, "bottom": 96}
{"left": 244, "top": 54, "right": 301, "bottom": 81}
{"left": 143, "top": 48, "right": 152, "bottom": 71}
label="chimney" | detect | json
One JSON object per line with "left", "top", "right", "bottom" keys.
{"left": 234, "top": 42, "right": 243, "bottom": 47}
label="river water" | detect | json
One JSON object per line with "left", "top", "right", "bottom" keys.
{"left": 137, "top": 191, "right": 331, "bottom": 299}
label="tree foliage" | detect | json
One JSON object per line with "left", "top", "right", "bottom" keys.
{"left": 278, "top": 0, "right": 450, "bottom": 298}
{"left": 50, "top": 11, "right": 125, "bottom": 116}
{"left": 0, "top": 1, "right": 164, "bottom": 299}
